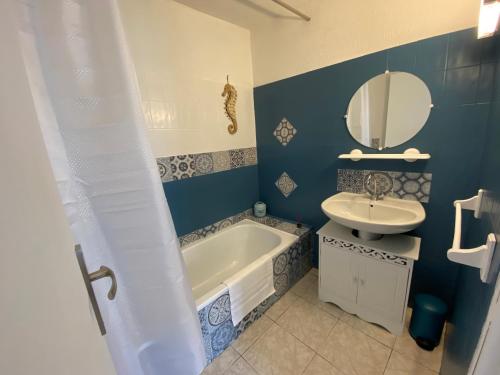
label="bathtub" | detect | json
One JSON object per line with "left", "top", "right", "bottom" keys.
{"left": 182, "top": 219, "right": 298, "bottom": 310}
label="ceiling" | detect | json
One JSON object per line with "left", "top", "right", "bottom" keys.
{"left": 173, "top": 0, "right": 311, "bottom": 30}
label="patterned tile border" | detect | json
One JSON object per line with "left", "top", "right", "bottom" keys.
{"left": 337, "top": 169, "right": 432, "bottom": 203}
{"left": 179, "top": 209, "right": 310, "bottom": 248}
{"left": 198, "top": 229, "right": 313, "bottom": 363}
{"left": 156, "top": 147, "right": 257, "bottom": 182}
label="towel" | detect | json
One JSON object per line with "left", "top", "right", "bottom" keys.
{"left": 223, "top": 256, "right": 276, "bottom": 326}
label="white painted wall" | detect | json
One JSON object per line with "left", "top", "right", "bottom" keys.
{"left": 119, "top": 0, "right": 256, "bottom": 157}
{"left": 174, "top": 0, "right": 479, "bottom": 86}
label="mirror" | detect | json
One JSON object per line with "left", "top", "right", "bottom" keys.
{"left": 346, "top": 72, "right": 431, "bottom": 149}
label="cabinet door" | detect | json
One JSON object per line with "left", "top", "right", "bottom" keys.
{"left": 357, "top": 256, "right": 409, "bottom": 322}
{"left": 320, "top": 244, "right": 358, "bottom": 307}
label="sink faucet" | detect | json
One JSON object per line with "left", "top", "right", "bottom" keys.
{"left": 366, "top": 172, "right": 384, "bottom": 201}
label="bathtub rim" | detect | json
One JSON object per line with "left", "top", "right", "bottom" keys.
{"left": 182, "top": 219, "right": 299, "bottom": 310}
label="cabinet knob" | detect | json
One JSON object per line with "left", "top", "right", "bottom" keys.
{"left": 360, "top": 279, "right": 365, "bottom": 286}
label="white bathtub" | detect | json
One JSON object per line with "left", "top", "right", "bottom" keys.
{"left": 182, "top": 219, "right": 298, "bottom": 310}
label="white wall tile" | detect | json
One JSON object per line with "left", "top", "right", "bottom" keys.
{"left": 120, "top": 0, "right": 256, "bottom": 157}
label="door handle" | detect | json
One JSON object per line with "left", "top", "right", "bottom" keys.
{"left": 75, "top": 245, "right": 117, "bottom": 335}
{"left": 89, "top": 266, "right": 117, "bottom": 300}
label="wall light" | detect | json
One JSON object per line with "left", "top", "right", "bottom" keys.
{"left": 478, "top": 0, "right": 500, "bottom": 38}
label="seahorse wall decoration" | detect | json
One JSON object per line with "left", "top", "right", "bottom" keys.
{"left": 222, "top": 75, "right": 238, "bottom": 134}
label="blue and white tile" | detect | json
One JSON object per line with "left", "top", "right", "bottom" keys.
{"left": 156, "top": 147, "right": 257, "bottom": 183}
{"left": 273, "top": 118, "right": 298, "bottom": 146}
{"left": 337, "top": 169, "right": 364, "bottom": 193}
{"left": 337, "top": 169, "right": 432, "bottom": 202}
{"left": 275, "top": 172, "right": 298, "bottom": 198}
{"left": 170, "top": 154, "right": 196, "bottom": 180}
{"left": 229, "top": 149, "right": 245, "bottom": 168}
{"left": 194, "top": 153, "right": 214, "bottom": 175}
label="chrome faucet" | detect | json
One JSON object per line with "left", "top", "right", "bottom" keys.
{"left": 366, "top": 172, "right": 384, "bottom": 201}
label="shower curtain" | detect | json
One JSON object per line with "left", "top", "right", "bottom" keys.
{"left": 11, "top": 0, "right": 206, "bottom": 374}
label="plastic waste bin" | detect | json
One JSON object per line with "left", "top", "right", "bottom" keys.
{"left": 409, "top": 293, "right": 447, "bottom": 351}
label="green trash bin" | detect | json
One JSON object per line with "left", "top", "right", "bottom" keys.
{"left": 409, "top": 293, "right": 447, "bottom": 351}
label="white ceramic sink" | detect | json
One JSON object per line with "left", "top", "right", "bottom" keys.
{"left": 321, "top": 192, "right": 425, "bottom": 237}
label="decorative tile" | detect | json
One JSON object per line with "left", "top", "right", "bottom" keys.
{"left": 169, "top": 154, "right": 196, "bottom": 180}
{"left": 157, "top": 157, "right": 173, "bottom": 182}
{"left": 229, "top": 149, "right": 245, "bottom": 168}
{"left": 243, "top": 147, "right": 257, "bottom": 165}
{"left": 337, "top": 169, "right": 432, "bottom": 202}
{"left": 275, "top": 172, "right": 298, "bottom": 198}
{"left": 212, "top": 150, "right": 232, "bottom": 172}
{"left": 364, "top": 171, "right": 393, "bottom": 196}
{"left": 194, "top": 153, "right": 214, "bottom": 175}
{"left": 273, "top": 118, "right": 297, "bottom": 146}
{"left": 156, "top": 147, "right": 257, "bottom": 182}
{"left": 337, "top": 169, "right": 364, "bottom": 194}
{"left": 390, "top": 171, "right": 432, "bottom": 203}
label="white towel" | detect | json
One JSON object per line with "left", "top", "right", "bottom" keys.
{"left": 223, "top": 256, "right": 276, "bottom": 326}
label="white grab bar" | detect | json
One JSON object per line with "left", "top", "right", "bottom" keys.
{"left": 447, "top": 189, "right": 496, "bottom": 283}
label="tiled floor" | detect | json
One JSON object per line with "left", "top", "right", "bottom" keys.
{"left": 202, "top": 269, "right": 444, "bottom": 375}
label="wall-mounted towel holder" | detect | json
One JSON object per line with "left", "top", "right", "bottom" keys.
{"left": 447, "top": 189, "right": 497, "bottom": 283}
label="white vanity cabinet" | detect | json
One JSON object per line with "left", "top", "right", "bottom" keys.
{"left": 318, "top": 221, "right": 420, "bottom": 335}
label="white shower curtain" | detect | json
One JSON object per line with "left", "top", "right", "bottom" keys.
{"left": 10, "top": 0, "right": 206, "bottom": 374}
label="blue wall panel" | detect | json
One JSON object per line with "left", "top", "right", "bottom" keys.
{"left": 441, "top": 70, "right": 500, "bottom": 374}
{"left": 254, "top": 28, "right": 499, "bottom": 307}
{"left": 164, "top": 165, "right": 259, "bottom": 236}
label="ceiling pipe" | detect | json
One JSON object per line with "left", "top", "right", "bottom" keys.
{"left": 271, "top": 0, "right": 311, "bottom": 21}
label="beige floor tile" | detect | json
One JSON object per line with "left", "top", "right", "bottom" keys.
{"left": 303, "top": 355, "right": 343, "bottom": 375}
{"left": 318, "top": 321, "right": 391, "bottom": 375}
{"left": 225, "top": 357, "right": 258, "bottom": 375}
{"left": 341, "top": 313, "right": 396, "bottom": 348}
{"left": 393, "top": 330, "right": 443, "bottom": 372}
{"left": 291, "top": 271, "right": 320, "bottom": 305}
{"left": 278, "top": 298, "right": 337, "bottom": 351}
{"left": 385, "top": 351, "right": 438, "bottom": 375}
{"left": 243, "top": 323, "right": 315, "bottom": 375}
{"left": 232, "top": 315, "right": 274, "bottom": 355}
{"left": 309, "top": 267, "right": 319, "bottom": 276}
{"left": 318, "top": 301, "right": 345, "bottom": 319}
{"left": 393, "top": 309, "right": 444, "bottom": 372}
{"left": 202, "top": 346, "right": 240, "bottom": 375}
{"left": 265, "top": 291, "right": 298, "bottom": 321}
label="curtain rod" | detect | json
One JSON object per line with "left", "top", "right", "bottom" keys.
{"left": 271, "top": 0, "right": 311, "bottom": 21}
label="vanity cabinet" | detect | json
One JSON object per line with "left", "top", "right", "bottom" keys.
{"left": 318, "top": 221, "right": 420, "bottom": 335}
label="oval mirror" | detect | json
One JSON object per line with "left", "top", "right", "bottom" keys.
{"left": 346, "top": 72, "right": 432, "bottom": 149}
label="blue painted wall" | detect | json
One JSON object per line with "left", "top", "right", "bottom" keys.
{"left": 254, "top": 28, "right": 500, "bottom": 307}
{"left": 163, "top": 165, "right": 259, "bottom": 236}
{"left": 441, "top": 52, "right": 500, "bottom": 374}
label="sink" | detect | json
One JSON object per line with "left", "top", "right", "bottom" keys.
{"left": 321, "top": 192, "right": 425, "bottom": 239}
